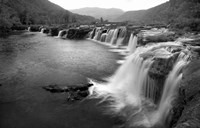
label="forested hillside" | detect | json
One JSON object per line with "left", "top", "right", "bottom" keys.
{"left": 116, "top": 0, "right": 200, "bottom": 31}
{"left": 0, "top": 0, "right": 95, "bottom": 32}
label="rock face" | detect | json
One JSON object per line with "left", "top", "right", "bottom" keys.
{"left": 43, "top": 28, "right": 50, "bottom": 34}
{"left": 29, "top": 26, "right": 40, "bottom": 32}
{"left": 66, "top": 28, "right": 91, "bottom": 39}
{"left": 48, "top": 28, "right": 59, "bottom": 36}
{"left": 149, "top": 55, "right": 177, "bottom": 79}
{"left": 145, "top": 52, "right": 179, "bottom": 103}
{"left": 171, "top": 59, "right": 200, "bottom": 128}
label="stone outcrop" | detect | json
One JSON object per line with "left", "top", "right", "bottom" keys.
{"left": 47, "top": 27, "right": 59, "bottom": 36}
{"left": 66, "top": 28, "right": 91, "bottom": 39}
{"left": 171, "top": 58, "right": 200, "bottom": 128}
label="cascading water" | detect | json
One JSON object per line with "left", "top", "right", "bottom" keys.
{"left": 89, "top": 28, "right": 96, "bottom": 39}
{"left": 147, "top": 52, "right": 189, "bottom": 125}
{"left": 28, "top": 27, "right": 31, "bottom": 32}
{"left": 40, "top": 28, "right": 45, "bottom": 33}
{"left": 93, "top": 29, "right": 102, "bottom": 41}
{"left": 100, "top": 33, "right": 108, "bottom": 42}
{"left": 116, "top": 28, "right": 126, "bottom": 47}
{"left": 57, "top": 30, "right": 63, "bottom": 38}
{"left": 89, "top": 42, "right": 190, "bottom": 127}
{"left": 105, "top": 29, "right": 115, "bottom": 43}
{"left": 57, "top": 30, "right": 67, "bottom": 38}
{"left": 110, "top": 29, "right": 119, "bottom": 45}
{"left": 127, "top": 34, "right": 138, "bottom": 54}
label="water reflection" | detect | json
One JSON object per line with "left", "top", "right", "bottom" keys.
{"left": 0, "top": 32, "right": 122, "bottom": 128}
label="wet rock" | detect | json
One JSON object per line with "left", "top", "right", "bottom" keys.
{"left": 42, "top": 84, "right": 66, "bottom": 93}
{"left": 43, "top": 28, "right": 50, "bottom": 34}
{"left": 29, "top": 26, "right": 40, "bottom": 32}
{"left": 148, "top": 52, "right": 179, "bottom": 79}
{"left": 48, "top": 28, "right": 59, "bottom": 36}
{"left": 66, "top": 90, "right": 89, "bottom": 101}
{"left": 66, "top": 28, "right": 91, "bottom": 39}
{"left": 189, "top": 46, "right": 200, "bottom": 56}
{"left": 90, "top": 28, "right": 96, "bottom": 39}
{"left": 101, "top": 29, "right": 107, "bottom": 34}
{"left": 139, "top": 31, "right": 176, "bottom": 45}
{"left": 145, "top": 52, "right": 180, "bottom": 103}
{"left": 11, "top": 25, "right": 27, "bottom": 30}
{"left": 182, "top": 38, "right": 200, "bottom": 46}
{"left": 42, "top": 83, "right": 93, "bottom": 101}
{"left": 59, "top": 30, "right": 68, "bottom": 37}
{"left": 171, "top": 59, "right": 200, "bottom": 128}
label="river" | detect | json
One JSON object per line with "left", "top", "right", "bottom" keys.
{"left": 0, "top": 31, "right": 123, "bottom": 128}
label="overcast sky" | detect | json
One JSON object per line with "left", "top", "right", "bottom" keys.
{"left": 49, "top": 0, "right": 169, "bottom": 11}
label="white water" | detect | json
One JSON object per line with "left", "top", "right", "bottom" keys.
{"left": 28, "top": 27, "right": 31, "bottom": 32}
{"left": 94, "top": 29, "right": 102, "bottom": 41}
{"left": 89, "top": 42, "right": 189, "bottom": 127}
{"left": 106, "top": 29, "right": 115, "bottom": 43}
{"left": 57, "top": 30, "right": 66, "bottom": 38}
{"left": 128, "top": 35, "right": 138, "bottom": 54}
{"left": 149, "top": 57, "right": 188, "bottom": 125}
{"left": 116, "top": 28, "right": 126, "bottom": 47}
{"left": 40, "top": 28, "right": 45, "bottom": 33}
{"left": 100, "top": 33, "right": 108, "bottom": 42}
{"left": 110, "top": 29, "right": 119, "bottom": 45}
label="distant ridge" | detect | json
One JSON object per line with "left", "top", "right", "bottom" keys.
{"left": 115, "top": 0, "right": 200, "bottom": 31}
{"left": 115, "top": 10, "right": 146, "bottom": 22}
{"left": 71, "top": 7, "right": 124, "bottom": 21}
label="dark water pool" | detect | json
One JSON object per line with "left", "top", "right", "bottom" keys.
{"left": 0, "top": 32, "right": 123, "bottom": 128}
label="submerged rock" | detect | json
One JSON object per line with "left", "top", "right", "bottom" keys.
{"left": 42, "top": 83, "right": 93, "bottom": 101}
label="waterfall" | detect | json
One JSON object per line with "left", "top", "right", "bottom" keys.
{"left": 89, "top": 28, "right": 96, "bottom": 39}
{"left": 93, "top": 29, "right": 102, "bottom": 41}
{"left": 40, "top": 28, "right": 45, "bottom": 33}
{"left": 148, "top": 52, "right": 189, "bottom": 125}
{"left": 127, "top": 34, "right": 138, "bottom": 54}
{"left": 57, "top": 30, "right": 63, "bottom": 38}
{"left": 28, "top": 27, "right": 31, "bottom": 32}
{"left": 110, "top": 29, "right": 119, "bottom": 45}
{"left": 105, "top": 29, "right": 114, "bottom": 43}
{"left": 89, "top": 45, "right": 155, "bottom": 111}
{"left": 89, "top": 42, "right": 189, "bottom": 127}
{"left": 116, "top": 28, "right": 126, "bottom": 47}
{"left": 100, "top": 33, "right": 108, "bottom": 42}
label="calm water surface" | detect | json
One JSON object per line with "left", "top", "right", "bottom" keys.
{"left": 0, "top": 32, "right": 123, "bottom": 128}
